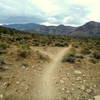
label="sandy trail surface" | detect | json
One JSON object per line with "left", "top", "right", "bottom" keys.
{"left": 36, "top": 46, "right": 71, "bottom": 100}
{"left": 1, "top": 45, "right": 100, "bottom": 100}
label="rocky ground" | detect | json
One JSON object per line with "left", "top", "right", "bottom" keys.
{"left": 0, "top": 46, "right": 100, "bottom": 100}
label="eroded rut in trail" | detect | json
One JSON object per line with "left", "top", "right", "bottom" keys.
{"left": 36, "top": 46, "right": 71, "bottom": 100}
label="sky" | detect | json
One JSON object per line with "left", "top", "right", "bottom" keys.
{"left": 0, "top": 0, "right": 100, "bottom": 26}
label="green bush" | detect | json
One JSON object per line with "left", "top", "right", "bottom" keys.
{"left": 21, "top": 44, "right": 30, "bottom": 49}
{"left": 62, "top": 48, "right": 76, "bottom": 63}
{"left": 93, "top": 51, "right": 100, "bottom": 59}
{"left": 55, "top": 43, "right": 65, "bottom": 47}
{"left": 0, "top": 42, "right": 9, "bottom": 50}
{"left": 0, "top": 76, "right": 2, "bottom": 80}
{"left": 75, "top": 54, "right": 84, "bottom": 59}
{"left": 0, "top": 58, "right": 6, "bottom": 72}
{"left": 89, "top": 58, "right": 97, "bottom": 64}
{"left": 0, "top": 50, "right": 7, "bottom": 55}
{"left": 81, "top": 48, "right": 91, "bottom": 55}
{"left": 63, "top": 55, "right": 75, "bottom": 63}
{"left": 21, "top": 63, "right": 29, "bottom": 68}
{"left": 18, "top": 50, "right": 30, "bottom": 58}
{"left": 0, "top": 58, "right": 6, "bottom": 65}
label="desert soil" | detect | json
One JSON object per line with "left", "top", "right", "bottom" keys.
{"left": 0, "top": 46, "right": 100, "bottom": 100}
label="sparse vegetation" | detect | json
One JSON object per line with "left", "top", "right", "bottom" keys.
{"left": 0, "top": 26, "right": 100, "bottom": 100}
{"left": 80, "top": 47, "right": 91, "bottom": 55}
{"left": 18, "top": 50, "right": 31, "bottom": 58}
{"left": 0, "top": 58, "right": 6, "bottom": 65}
{"left": 93, "top": 51, "right": 100, "bottom": 59}
{"left": 0, "top": 42, "right": 9, "bottom": 50}
{"left": 63, "top": 54, "right": 75, "bottom": 63}
{"left": 62, "top": 48, "right": 76, "bottom": 63}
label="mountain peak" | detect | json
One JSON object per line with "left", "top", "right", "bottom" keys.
{"left": 85, "top": 21, "right": 100, "bottom": 26}
{"left": 57, "top": 24, "right": 65, "bottom": 28}
{"left": 71, "top": 21, "right": 100, "bottom": 37}
{"left": 2, "top": 21, "right": 100, "bottom": 37}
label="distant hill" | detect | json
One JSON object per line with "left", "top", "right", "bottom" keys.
{"left": 70, "top": 21, "right": 100, "bottom": 37}
{"left": 4, "top": 23, "right": 43, "bottom": 30}
{"left": 3, "top": 23, "right": 76, "bottom": 35}
{"left": 0, "top": 26, "right": 28, "bottom": 35}
{"left": 2, "top": 21, "right": 100, "bottom": 37}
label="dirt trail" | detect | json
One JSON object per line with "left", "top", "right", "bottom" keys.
{"left": 37, "top": 46, "right": 71, "bottom": 100}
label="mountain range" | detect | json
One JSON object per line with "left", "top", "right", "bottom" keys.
{"left": 2, "top": 21, "right": 100, "bottom": 37}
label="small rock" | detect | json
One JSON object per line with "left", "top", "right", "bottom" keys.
{"left": 16, "top": 81, "right": 20, "bottom": 85}
{"left": 80, "top": 85, "right": 85, "bottom": 90}
{"left": 60, "top": 80, "right": 64, "bottom": 84}
{"left": 67, "top": 73, "right": 70, "bottom": 75}
{"left": 93, "top": 85, "right": 97, "bottom": 88}
{"left": 22, "top": 66, "right": 26, "bottom": 69}
{"left": 76, "top": 77, "right": 82, "bottom": 81}
{"left": 62, "top": 88, "right": 65, "bottom": 91}
{"left": 2, "top": 82, "right": 10, "bottom": 88}
{"left": 88, "top": 99, "right": 94, "bottom": 100}
{"left": 71, "top": 88, "right": 74, "bottom": 91}
{"left": 72, "top": 84, "right": 75, "bottom": 86}
{"left": 25, "top": 86, "right": 29, "bottom": 90}
{"left": 3, "top": 82, "right": 7, "bottom": 86}
{"left": 94, "top": 95, "right": 100, "bottom": 100}
{"left": 66, "top": 90, "right": 70, "bottom": 93}
{"left": 83, "top": 74, "right": 86, "bottom": 77}
{"left": 74, "top": 70, "right": 82, "bottom": 74}
{"left": 80, "top": 81, "right": 83, "bottom": 84}
{"left": 62, "top": 77, "right": 66, "bottom": 80}
{"left": 0, "top": 94, "right": 4, "bottom": 99}
{"left": 26, "top": 68, "right": 29, "bottom": 71}
{"left": 34, "top": 70, "right": 37, "bottom": 72}
{"left": 86, "top": 89, "right": 92, "bottom": 93}
{"left": 83, "top": 80, "right": 86, "bottom": 83}
{"left": 32, "top": 66, "right": 34, "bottom": 68}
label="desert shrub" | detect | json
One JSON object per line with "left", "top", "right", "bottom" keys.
{"left": 54, "top": 42, "right": 66, "bottom": 47}
{"left": 72, "top": 43, "right": 79, "bottom": 48}
{"left": 38, "top": 52, "right": 49, "bottom": 61}
{"left": 0, "top": 50, "right": 7, "bottom": 55}
{"left": 0, "top": 58, "right": 6, "bottom": 65}
{"left": 32, "top": 42, "right": 40, "bottom": 46}
{"left": 0, "top": 58, "right": 6, "bottom": 72}
{"left": 81, "top": 48, "right": 91, "bottom": 55}
{"left": 0, "top": 67, "right": 6, "bottom": 72}
{"left": 73, "top": 45, "right": 79, "bottom": 48}
{"left": 62, "top": 48, "right": 76, "bottom": 63}
{"left": 93, "top": 51, "right": 100, "bottom": 59}
{"left": 18, "top": 50, "right": 30, "bottom": 58}
{"left": 0, "top": 42, "right": 9, "bottom": 50}
{"left": 21, "top": 63, "right": 29, "bottom": 68}
{"left": 75, "top": 54, "right": 84, "bottom": 59}
{"left": 63, "top": 42, "right": 69, "bottom": 47}
{"left": 63, "top": 55, "right": 75, "bottom": 63}
{"left": 21, "top": 44, "right": 30, "bottom": 49}
{"left": 0, "top": 76, "right": 2, "bottom": 80}
{"left": 89, "top": 58, "right": 97, "bottom": 64}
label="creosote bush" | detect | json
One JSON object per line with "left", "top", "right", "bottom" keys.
{"left": 62, "top": 48, "right": 76, "bottom": 63}
{"left": 0, "top": 42, "right": 9, "bottom": 50}
{"left": 81, "top": 48, "right": 91, "bottom": 55}
{"left": 93, "top": 51, "right": 100, "bottom": 59}
{"left": 18, "top": 50, "right": 31, "bottom": 58}
{"left": 0, "top": 59, "right": 6, "bottom": 65}
{"left": 63, "top": 55, "right": 75, "bottom": 63}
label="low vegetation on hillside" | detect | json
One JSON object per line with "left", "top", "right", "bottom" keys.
{"left": 0, "top": 26, "right": 100, "bottom": 65}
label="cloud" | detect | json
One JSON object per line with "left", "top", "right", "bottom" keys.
{"left": 0, "top": 16, "right": 47, "bottom": 24}
{"left": 0, "top": 0, "right": 100, "bottom": 26}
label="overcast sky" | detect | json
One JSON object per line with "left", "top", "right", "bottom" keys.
{"left": 0, "top": 0, "right": 100, "bottom": 26}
